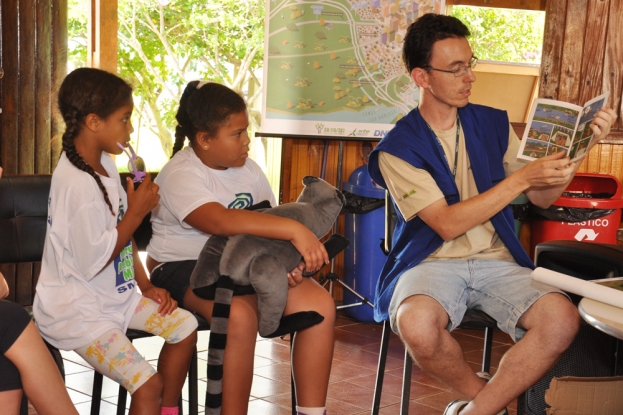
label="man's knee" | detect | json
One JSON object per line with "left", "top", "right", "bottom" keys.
{"left": 395, "top": 296, "right": 448, "bottom": 358}
{"left": 524, "top": 294, "right": 581, "bottom": 352}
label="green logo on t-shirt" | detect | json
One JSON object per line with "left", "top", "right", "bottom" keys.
{"left": 228, "top": 193, "right": 254, "bottom": 209}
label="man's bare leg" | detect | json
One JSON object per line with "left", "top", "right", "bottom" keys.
{"left": 396, "top": 293, "right": 580, "bottom": 415}
{"left": 461, "top": 293, "right": 579, "bottom": 414}
{"left": 396, "top": 295, "right": 487, "bottom": 399}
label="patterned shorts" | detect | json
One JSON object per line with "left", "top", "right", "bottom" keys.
{"left": 74, "top": 297, "right": 197, "bottom": 394}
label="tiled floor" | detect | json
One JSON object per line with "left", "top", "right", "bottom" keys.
{"left": 42, "top": 310, "right": 519, "bottom": 415}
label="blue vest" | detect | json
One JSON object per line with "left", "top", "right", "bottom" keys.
{"left": 368, "top": 103, "right": 534, "bottom": 322}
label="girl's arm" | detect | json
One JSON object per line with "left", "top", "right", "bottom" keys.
{"left": 185, "top": 202, "right": 329, "bottom": 273}
{"left": 131, "top": 238, "right": 178, "bottom": 315}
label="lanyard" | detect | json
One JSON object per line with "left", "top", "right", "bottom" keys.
{"left": 426, "top": 115, "right": 460, "bottom": 178}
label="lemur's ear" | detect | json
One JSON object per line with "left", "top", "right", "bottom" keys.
{"left": 302, "top": 176, "right": 320, "bottom": 186}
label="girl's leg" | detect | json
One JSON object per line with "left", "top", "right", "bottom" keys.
{"left": 4, "top": 321, "right": 78, "bottom": 415}
{"left": 75, "top": 328, "right": 162, "bottom": 415}
{"left": 128, "top": 297, "right": 198, "bottom": 409}
{"left": 0, "top": 390, "right": 21, "bottom": 415}
{"left": 183, "top": 287, "right": 259, "bottom": 415}
{"left": 284, "top": 278, "right": 336, "bottom": 408}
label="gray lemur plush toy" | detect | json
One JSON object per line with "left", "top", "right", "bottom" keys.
{"left": 189, "top": 176, "right": 347, "bottom": 414}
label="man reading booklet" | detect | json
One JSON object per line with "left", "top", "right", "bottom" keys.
{"left": 518, "top": 92, "right": 610, "bottom": 162}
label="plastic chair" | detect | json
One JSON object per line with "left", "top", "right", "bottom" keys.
{"left": 371, "top": 192, "right": 498, "bottom": 415}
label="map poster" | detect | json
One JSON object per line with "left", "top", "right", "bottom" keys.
{"left": 261, "top": 0, "right": 445, "bottom": 139}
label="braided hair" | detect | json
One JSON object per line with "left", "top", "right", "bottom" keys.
{"left": 171, "top": 81, "right": 247, "bottom": 157}
{"left": 57, "top": 68, "right": 133, "bottom": 215}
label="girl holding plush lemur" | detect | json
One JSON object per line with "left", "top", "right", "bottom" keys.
{"left": 145, "top": 81, "right": 336, "bottom": 415}
{"left": 33, "top": 68, "right": 198, "bottom": 415}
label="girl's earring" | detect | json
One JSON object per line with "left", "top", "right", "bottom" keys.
{"left": 203, "top": 146, "right": 208, "bottom": 150}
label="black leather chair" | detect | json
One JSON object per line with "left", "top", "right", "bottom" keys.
{"left": 372, "top": 192, "right": 499, "bottom": 415}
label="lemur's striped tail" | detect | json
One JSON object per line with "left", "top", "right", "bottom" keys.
{"left": 205, "top": 275, "right": 235, "bottom": 415}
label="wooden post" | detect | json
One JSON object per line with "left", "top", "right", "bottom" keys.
{"left": 88, "top": 0, "right": 118, "bottom": 73}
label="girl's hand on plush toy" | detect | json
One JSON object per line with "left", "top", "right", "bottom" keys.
{"left": 291, "top": 226, "right": 329, "bottom": 273}
{"left": 142, "top": 285, "right": 178, "bottom": 316}
{"left": 287, "top": 262, "right": 305, "bottom": 288}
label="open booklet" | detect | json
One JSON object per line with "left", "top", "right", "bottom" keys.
{"left": 517, "top": 92, "right": 610, "bottom": 162}
{"left": 532, "top": 267, "right": 623, "bottom": 309}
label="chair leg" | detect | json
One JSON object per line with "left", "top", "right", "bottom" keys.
{"left": 116, "top": 385, "right": 127, "bottom": 415}
{"left": 19, "top": 394, "right": 28, "bottom": 415}
{"left": 91, "top": 371, "right": 103, "bottom": 415}
{"left": 401, "top": 350, "right": 412, "bottom": 415}
{"left": 372, "top": 320, "right": 391, "bottom": 415}
{"left": 290, "top": 333, "right": 297, "bottom": 415}
{"left": 188, "top": 347, "right": 199, "bottom": 415}
{"left": 481, "top": 326, "right": 494, "bottom": 373}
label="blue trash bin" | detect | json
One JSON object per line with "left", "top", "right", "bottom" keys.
{"left": 342, "top": 165, "right": 386, "bottom": 323}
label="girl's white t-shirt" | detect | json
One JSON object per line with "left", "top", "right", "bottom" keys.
{"left": 147, "top": 146, "right": 276, "bottom": 263}
{"left": 33, "top": 152, "right": 142, "bottom": 350}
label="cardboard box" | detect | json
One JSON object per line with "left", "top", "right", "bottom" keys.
{"left": 545, "top": 376, "right": 623, "bottom": 415}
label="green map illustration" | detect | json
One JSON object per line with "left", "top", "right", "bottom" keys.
{"left": 262, "top": 0, "right": 443, "bottom": 137}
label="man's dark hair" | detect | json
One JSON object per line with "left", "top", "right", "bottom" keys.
{"left": 402, "top": 13, "right": 471, "bottom": 73}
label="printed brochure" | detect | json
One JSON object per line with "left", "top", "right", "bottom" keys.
{"left": 517, "top": 92, "right": 610, "bottom": 162}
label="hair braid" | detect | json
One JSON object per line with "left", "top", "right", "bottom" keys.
{"left": 61, "top": 109, "right": 115, "bottom": 216}
{"left": 57, "top": 68, "right": 132, "bottom": 216}
{"left": 171, "top": 125, "right": 188, "bottom": 157}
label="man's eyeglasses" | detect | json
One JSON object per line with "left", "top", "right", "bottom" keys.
{"left": 423, "top": 57, "right": 478, "bottom": 77}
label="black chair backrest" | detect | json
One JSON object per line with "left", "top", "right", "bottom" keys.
{"left": 0, "top": 175, "right": 52, "bottom": 264}
{"left": 0, "top": 173, "right": 156, "bottom": 264}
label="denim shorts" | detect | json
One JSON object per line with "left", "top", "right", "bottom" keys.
{"left": 150, "top": 260, "right": 198, "bottom": 307}
{"left": 388, "top": 259, "right": 566, "bottom": 342}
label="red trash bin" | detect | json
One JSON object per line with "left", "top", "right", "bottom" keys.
{"left": 530, "top": 173, "right": 623, "bottom": 259}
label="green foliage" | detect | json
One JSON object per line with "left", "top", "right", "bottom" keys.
{"left": 68, "top": 0, "right": 265, "bottom": 158}
{"left": 451, "top": 6, "right": 544, "bottom": 64}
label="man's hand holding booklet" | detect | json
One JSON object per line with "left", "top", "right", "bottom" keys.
{"left": 517, "top": 92, "right": 610, "bottom": 162}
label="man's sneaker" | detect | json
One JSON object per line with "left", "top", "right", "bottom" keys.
{"left": 443, "top": 400, "right": 468, "bottom": 415}
{"left": 443, "top": 398, "right": 509, "bottom": 415}
{"left": 477, "top": 371, "right": 492, "bottom": 382}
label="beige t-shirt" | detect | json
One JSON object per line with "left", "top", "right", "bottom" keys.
{"left": 379, "top": 121, "right": 525, "bottom": 261}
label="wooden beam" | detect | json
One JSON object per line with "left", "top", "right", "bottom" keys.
{"left": 540, "top": 0, "right": 568, "bottom": 100}
{"left": 557, "top": 0, "right": 588, "bottom": 105}
{"left": 36, "top": 0, "right": 52, "bottom": 174}
{"left": 51, "top": 0, "right": 68, "bottom": 170}
{"left": 451, "top": 0, "right": 546, "bottom": 11}
{"left": 604, "top": 0, "right": 623, "bottom": 130}
{"left": 88, "top": 0, "right": 118, "bottom": 73}
{"left": 1, "top": 0, "right": 20, "bottom": 174}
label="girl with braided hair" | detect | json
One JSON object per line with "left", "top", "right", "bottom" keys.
{"left": 33, "top": 68, "right": 198, "bottom": 415}
{"left": 145, "top": 81, "right": 335, "bottom": 415}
